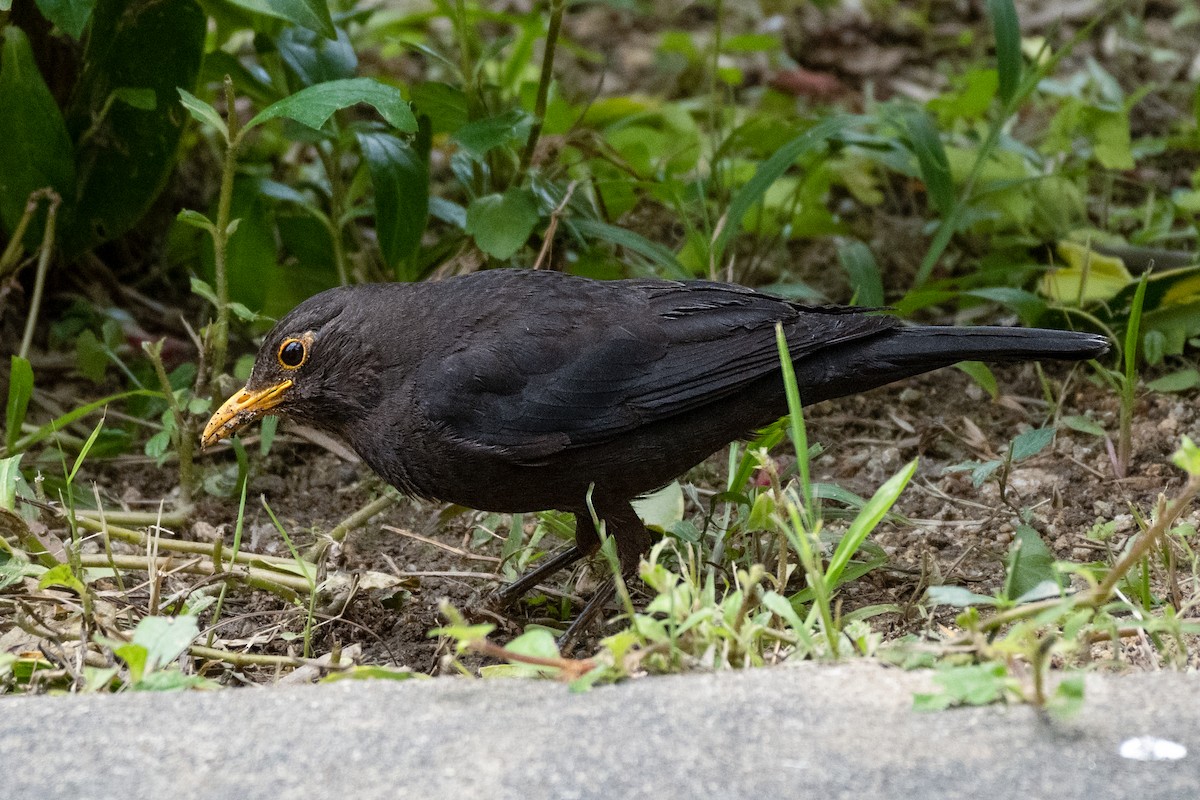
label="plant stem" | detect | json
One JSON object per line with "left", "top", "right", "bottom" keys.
{"left": 318, "top": 490, "right": 400, "bottom": 553}
{"left": 316, "top": 143, "right": 350, "bottom": 284}
{"left": 517, "top": 0, "right": 565, "bottom": 180}
{"left": 143, "top": 339, "right": 195, "bottom": 508}
{"left": 18, "top": 191, "right": 61, "bottom": 360}
{"left": 210, "top": 76, "right": 243, "bottom": 382}
{"left": 76, "top": 552, "right": 308, "bottom": 598}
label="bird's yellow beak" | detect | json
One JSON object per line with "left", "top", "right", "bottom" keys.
{"left": 201, "top": 380, "right": 292, "bottom": 450}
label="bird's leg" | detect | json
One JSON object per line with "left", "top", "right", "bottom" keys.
{"left": 557, "top": 502, "right": 652, "bottom": 652}
{"left": 557, "top": 579, "right": 617, "bottom": 652}
{"left": 489, "top": 511, "right": 602, "bottom": 608}
{"left": 490, "top": 544, "right": 591, "bottom": 608}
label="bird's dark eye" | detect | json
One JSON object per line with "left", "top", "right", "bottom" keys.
{"left": 278, "top": 338, "right": 307, "bottom": 369}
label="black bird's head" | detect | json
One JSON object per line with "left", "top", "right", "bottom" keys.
{"left": 201, "top": 286, "right": 385, "bottom": 450}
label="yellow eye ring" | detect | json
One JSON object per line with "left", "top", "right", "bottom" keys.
{"left": 277, "top": 338, "right": 308, "bottom": 369}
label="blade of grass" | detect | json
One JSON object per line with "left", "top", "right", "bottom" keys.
{"left": 987, "top": 0, "right": 1022, "bottom": 105}
{"left": 775, "top": 323, "right": 816, "bottom": 530}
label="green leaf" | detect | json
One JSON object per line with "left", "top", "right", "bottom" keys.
{"left": 0, "top": 26, "right": 75, "bottom": 244}
{"left": 904, "top": 109, "right": 954, "bottom": 216}
{"left": 825, "top": 459, "right": 916, "bottom": 590}
{"left": 713, "top": 115, "right": 852, "bottom": 264}
{"left": 571, "top": 218, "right": 687, "bottom": 277}
{"left": 1010, "top": 426, "right": 1054, "bottom": 462}
{"left": 1086, "top": 108, "right": 1133, "bottom": 170}
{"left": 1063, "top": 415, "right": 1106, "bottom": 438}
{"left": 632, "top": 481, "right": 684, "bottom": 531}
{"left": 914, "top": 662, "right": 1010, "bottom": 710}
{"left": 35, "top": 0, "right": 98, "bottom": 39}
{"left": 410, "top": 82, "right": 469, "bottom": 135}
{"left": 465, "top": 189, "right": 539, "bottom": 260}
{"left": 11, "top": 390, "right": 158, "bottom": 454}
{"left": 176, "top": 208, "right": 215, "bottom": 233}
{"left": 836, "top": 239, "right": 884, "bottom": 307}
{"left": 452, "top": 109, "right": 534, "bottom": 156}
{"left": 144, "top": 429, "right": 171, "bottom": 461}
{"left": 1172, "top": 436, "right": 1200, "bottom": 477}
{"left": 113, "top": 642, "right": 149, "bottom": 683}
{"left": 222, "top": 0, "right": 335, "bottom": 39}
{"left": 248, "top": 78, "right": 417, "bottom": 132}
{"left": 926, "top": 585, "right": 999, "bottom": 607}
{"left": 0, "top": 454, "right": 25, "bottom": 511}
{"left": 1147, "top": 368, "right": 1200, "bottom": 393}
{"left": 60, "top": 0, "right": 206, "bottom": 256}
{"left": 356, "top": 132, "right": 428, "bottom": 274}
{"left": 130, "top": 614, "right": 199, "bottom": 671}
{"left": 276, "top": 25, "right": 356, "bottom": 87}
{"left": 954, "top": 361, "right": 998, "bottom": 401}
{"left": 112, "top": 87, "right": 156, "bottom": 110}
{"left": 39, "top": 564, "right": 86, "bottom": 595}
{"left": 987, "top": 0, "right": 1022, "bottom": 106}
{"left": 176, "top": 88, "right": 227, "bottom": 141}
{"left": 1004, "top": 525, "right": 1061, "bottom": 601}
{"left": 5, "top": 356, "right": 33, "bottom": 453}
{"left": 321, "top": 665, "right": 421, "bottom": 683}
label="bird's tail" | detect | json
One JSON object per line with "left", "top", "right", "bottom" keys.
{"left": 794, "top": 326, "right": 1109, "bottom": 405}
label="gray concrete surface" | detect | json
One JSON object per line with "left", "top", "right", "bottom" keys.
{"left": 1, "top": 662, "right": 1196, "bottom": 799}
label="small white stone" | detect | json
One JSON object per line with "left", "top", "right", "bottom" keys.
{"left": 1118, "top": 736, "right": 1187, "bottom": 761}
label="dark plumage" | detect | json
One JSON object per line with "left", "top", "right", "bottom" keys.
{"left": 203, "top": 269, "right": 1109, "bottom": 635}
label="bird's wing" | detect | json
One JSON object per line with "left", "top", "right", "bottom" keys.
{"left": 419, "top": 280, "right": 894, "bottom": 463}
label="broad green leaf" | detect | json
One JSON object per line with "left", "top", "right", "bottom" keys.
{"left": 1004, "top": 524, "right": 1061, "bottom": 601}
{"left": 130, "top": 614, "right": 199, "bottom": 671}
{"left": 964, "top": 287, "right": 1048, "bottom": 325}
{"left": 986, "top": 0, "right": 1022, "bottom": 105}
{"left": 1173, "top": 436, "right": 1200, "bottom": 477}
{"left": 1147, "top": 368, "right": 1200, "bottom": 393}
{"left": 322, "top": 665, "right": 421, "bottom": 683}
{"left": 248, "top": 77, "right": 416, "bottom": 132}
{"left": 277, "top": 25, "right": 356, "bottom": 88}
{"left": 176, "top": 88, "right": 227, "bottom": 141}
{"left": 1010, "top": 426, "right": 1054, "bottom": 462}
{"left": 356, "top": 132, "right": 428, "bottom": 275}
{"left": 914, "top": 662, "right": 1010, "bottom": 710}
{"left": 955, "top": 361, "right": 998, "bottom": 400}
{"left": 632, "top": 481, "right": 684, "bottom": 531}
{"left": 926, "top": 585, "right": 999, "bottom": 607}
{"left": 5, "top": 356, "right": 33, "bottom": 453}
{"left": 1062, "top": 415, "right": 1106, "bottom": 438}
{"left": 60, "top": 0, "right": 206, "bottom": 256}
{"left": 1039, "top": 240, "right": 1132, "bottom": 305}
{"left": 222, "top": 0, "right": 335, "bottom": 38}
{"left": 112, "top": 87, "right": 156, "bottom": 110}
{"left": 35, "top": 0, "right": 97, "bottom": 39}
{"left": 0, "top": 26, "right": 75, "bottom": 244}
{"left": 0, "top": 454, "right": 24, "bottom": 510}
{"left": 176, "top": 208, "right": 215, "bottom": 233}
{"left": 453, "top": 109, "right": 535, "bottom": 156}
{"left": 1086, "top": 108, "right": 1133, "bottom": 170}
{"left": 836, "top": 239, "right": 884, "bottom": 306}
{"left": 39, "top": 563, "right": 86, "bottom": 595}
{"left": 410, "top": 82, "right": 469, "bottom": 135}
{"left": 465, "top": 189, "right": 539, "bottom": 260}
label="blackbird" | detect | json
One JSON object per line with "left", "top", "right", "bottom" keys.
{"left": 202, "top": 269, "right": 1108, "bottom": 637}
